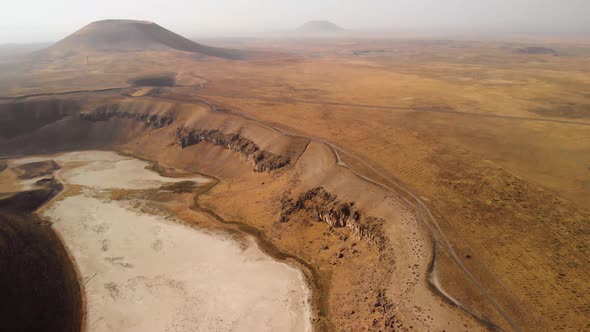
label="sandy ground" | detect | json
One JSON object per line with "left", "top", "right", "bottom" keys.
{"left": 37, "top": 151, "right": 312, "bottom": 332}
{"left": 0, "top": 168, "right": 47, "bottom": 192}
{"left": 0, "top": 170, "right": 27, "bottom": 192}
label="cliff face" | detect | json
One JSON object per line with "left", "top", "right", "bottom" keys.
{"left": 79, "top": 105, "right": 291, "bottom": 173}
{"left": 281, "top": 187, "right": 386, "bottom": 246}
{"left": 80, "top": 104, "right": 174, "bottom": 129}
{"left": 175, "top": 127, "right": 290, "bottom": 172}
{"left": 0, "top": 99, "right": 80, "bottom": 139}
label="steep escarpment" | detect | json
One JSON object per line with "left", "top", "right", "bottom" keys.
{"left": 175, "top": 127, "right": 291, "bottom": 172}
{"left": 0, "top": 99, "right": 80, "bottom": 139}
{"left": 80, "top": 104, "right": 292, "bottom": 173}
{"left": 0, "top": 98, "right": 179, "bottom": 156}
{"left": 80, "top": 104, "right": 174, "bottom": 128}
{"left": 280, "top": 187, "right": 387, "bottom": 246}
{"left": 1, "top": 96, "right": 298, "bottom": 175}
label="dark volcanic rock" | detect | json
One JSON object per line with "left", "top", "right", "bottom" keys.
{"left": 129, "top": 74, "right": 176, "bottom": 87}
{"left": 280, "top": 187, "right": 387, "bottom": 245}
{"left": 80, "top": 104, "right": 174, "bottom": 129}
{"left": 14, "top": 160, "right": 61, "bottom": 179}
{"left": 372, "top": 289, "right": 399, "bottom": 330}
{"left": 175, "top": 127, "right": 290, "bottom": 172}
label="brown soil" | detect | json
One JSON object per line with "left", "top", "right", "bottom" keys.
{"left": 160, "top": 180, "right": 200, "bottom": 193}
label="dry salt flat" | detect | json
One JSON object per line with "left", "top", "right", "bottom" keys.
{"left": 36, "top": 151, "right": 311, "bottom": 332}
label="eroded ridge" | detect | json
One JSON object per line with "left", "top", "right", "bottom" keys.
{"left": 175, "top": 127, "right": 290, "bottom": 172}
{"left": 80, "top": 105, "right": 174, "bottom": 128}
{"left": 281, "top": 187, "right": 387, "bottom": 246}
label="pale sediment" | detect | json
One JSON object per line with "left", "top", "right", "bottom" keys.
{"left": 37, "top": 151, "right": 312, "bottom": 332}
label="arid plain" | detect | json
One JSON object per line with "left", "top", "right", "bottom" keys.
{"left": 0, "top": 20, "right": 589, "bottom": 332}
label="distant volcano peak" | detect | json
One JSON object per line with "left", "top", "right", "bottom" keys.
{"left": 297, "top": 21, "right": 344, "bottom": 33}
{"left": 46, "top": 19, "right": 243, "bottom": 59}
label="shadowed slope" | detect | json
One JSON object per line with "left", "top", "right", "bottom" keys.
{"left": 0, "top": 172, "right": 82, "bottom": 332}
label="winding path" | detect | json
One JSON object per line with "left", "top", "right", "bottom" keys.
{"left": 200, "top": 93, "right": 590, "bottom": 127}
{"left": 2, "top": 87, "right": 589, "bottom": 127}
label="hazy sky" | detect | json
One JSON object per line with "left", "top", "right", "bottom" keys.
{"left": 0, "top": 0, "right": 588, "bottom": 43}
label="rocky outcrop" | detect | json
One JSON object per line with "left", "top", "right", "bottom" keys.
{"left": 372, "top": 289, "right": 399, "bottom": 331}
{"left": 14, "top": 160, "right": 61, "bottom": 179}
{"left": 175, "top": 127, "right": 290, "bottom": 172}
{"left": 80, "top": 104, "right": 173, "bottom": 129}
{"left": 280, "top": 187, "right": 386, "bottom": 245}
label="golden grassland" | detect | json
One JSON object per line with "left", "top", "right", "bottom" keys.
{"left": 2, "top": 36, "right": 589, "bottom": 331}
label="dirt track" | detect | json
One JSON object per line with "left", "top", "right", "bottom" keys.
{"left": 3, "top": 87, "right": 590, "bottom": 127}
{"left": 200, "top": 93, "right": 590, "bottom": 127}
